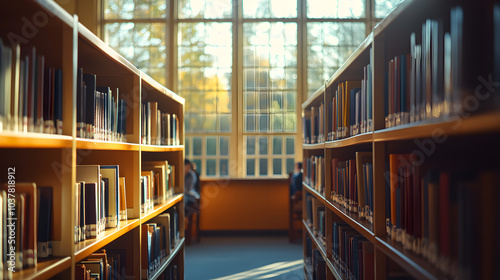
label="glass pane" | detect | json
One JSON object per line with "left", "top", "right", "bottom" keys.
{"left": 185, "top": 137, "right": 191, "bottom": 155}
{"left": 220, "top": 159, "right": 229, "bottom": 176}
{"left": 104, "top": 0, "right": 167, "bottom": 19}
{"left": 270, "top": 91, "right": 282, "bottom": 112}
{"left": 273, "top": 136, "right": 282, "bottom": 155}
{"left": 193, "top": 159, "right": 202, "bottom": 175}
{"left": 193, "top": 137, "right": 202, "bottom": 156}
{"left": 284, "top": 91, "right": 295, "bottom": 112}
{"left": 258, "top": 91, "right": 268, "bottom": 111}
{"left": 307, "top": 0, "right": 364, "bottom": 18}
{"left": 259, "top": 136, "right": 268, "bottom": 155}
{"left": 206, "top": 159, "right": 216, "bottom": 176}
{"left": 203, "top": 114, "right": 217, "bottom": 132}
{"left": 220, "top": 137, "right": 229, "bottom": 156}
{"left": 271, "top": 113, "right": 283, "bottom": 132}
{"left": 247, "top": 159, "right": 255, "bottom": 176}
{"left": 284, "top": 113, "right": 296, "bottom": 132}
{"left": 258, "top": 114, "right": 269, "bottom": 132}
{"left": 179, "top": 0, "right": 232, "bottom": 19}
{"left": 245, "top": 91, "right": 256, "bottom": 111}
{"left": 219, "top": 114, "right": 231, "bottom": 132}
{"left": 286, "top": 158, "right": 295, "bottom": 174}
{"left": 243, "top": 0, "right": 297, "bottom": 18}
{"left": 245, "top": 114, "right": 256, "bottom": 132}
{"left": 260, "top": 158, "right": 268, "bottom": 176}
{"left": 206, "top": 136, "right": 217, "bottom": 156}
{"left": 375, "top": 0, "right": 403, "bottom": 18}
{"left": 273, "top": 158, "right": 282, "bottom": 175}
{"left": 286, "top": 137, "right": 294, "bottom": 155}
{"left": 247, "top": 136, "right": 256, "bottom": 155}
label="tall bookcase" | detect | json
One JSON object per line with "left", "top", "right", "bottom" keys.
{"left": 0, "top": 0, "right": 185, "bottom": 279}
{"left": 302, "top": 0, "right": 499, "bottom": 279}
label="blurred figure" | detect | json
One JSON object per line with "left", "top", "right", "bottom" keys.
{"left": 290, "top": 162, "right": 303, "bottom": 201}
{"left": 184, "top": 159, "right": 200, "bottom": 213}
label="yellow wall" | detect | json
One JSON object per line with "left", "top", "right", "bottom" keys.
{"left": 198, "top": 179, "right": 290, "bottom": 231}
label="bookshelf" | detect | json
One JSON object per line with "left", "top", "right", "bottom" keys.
{"left": 0, "top": 0, "right": 185, "bottom": 279}
{"left": 302, "top": 0, "right": 499, "bottom": 279}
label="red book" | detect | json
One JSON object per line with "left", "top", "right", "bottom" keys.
{"left": 362, "top": 241, "right": 374, "bottom": 280}
{"left": 349, "top": 159, "right": 357, "bottom": 211}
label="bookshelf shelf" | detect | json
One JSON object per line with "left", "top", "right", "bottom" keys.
{"left": 0, "top": 133, "right": 73, "bottom": 149}
{"left": 324, "top": 133, "right": 373, "bottom": 149}
{"left": 373, "top": 111, "right": 500, "bottom": 142}
{"left": 140, "top": 194, "right": 184, "bottom": 223}
{"left": 141, "top": 145, "right": 184, "bottom": 153}
{"left": 13, "top": 257, "right": 72, "bottom": 280}
{"left": 149, "top": 238, "right": 185, "bottom": 280}
{"left": 74, "top": 218, "right": 141, "bottom": 262}
{"left": 302, "top": 0, "right": 498, "bottom": 278}
{"left": 76, "top": 138, "right": 140, "bottom": 151}
{"left": 375, "top": 237, "right": 445, "bottom": 280}
{"left": 303, "top": 221, "right": 342, "bottom": 280}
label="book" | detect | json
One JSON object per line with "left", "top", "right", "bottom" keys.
{"left": 37, "top": 186, "right": 52, "bottom": 258}
{"left": 100, "top": 165, "right": 119, "bottom": 228}
{"left": 119, "top": 177, "right": 127, "bottom": 221}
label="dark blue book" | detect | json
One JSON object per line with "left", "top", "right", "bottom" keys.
{"left": 37, "top": 187, "right": 52, "bottom": 258}
{"left": 400, "top": 54, "right": 407, "bottom": 114}
{"left": 83, "top": 74, "right": 96, "bottom": 138}
{"left": 53, "top": 69, "right": 63, "bottom": 134}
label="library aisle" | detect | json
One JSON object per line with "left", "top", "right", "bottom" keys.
{"left": 185, "top": 236, "right": 303, "bottom": 280}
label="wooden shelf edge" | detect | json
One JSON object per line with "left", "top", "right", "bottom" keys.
{"left": 303, "top": 221, "right": 342, "bottom": 280}
{"left": 374, "top": 111, "right": 500, "bottom": 142}
{"left": 326, "top": 33, "right": 373, "bottom": 88}
{"left": 0, "top": 132, "right": 73, "bottom": 149}
{"left": 149, "top": 238, "right": 185, "bottom": 280}
{"left": 302, "top": 142, "right": 325, "bottom": 150}
{"left": 375, "top": 237, "right": 447, "bottom": 280}
{"left": 76, "top": 138, "right": 140, "bottom": 151}
{"left": 303, "top": 184, "right": 374, "bottom": 242}
{"left": 140, "top": 145, "right": 184, "bottom": 152}
{"left": 141, "top": 194, "right": 184, "bottom": 224}
{"left": 74, "top": 218, "right": 141, "bottom": 262}
{"left": 13, "top": 256, "right": 72, "bottom": 280}
{"left": 325, "top": 132, "right": 373, "bottom": 149}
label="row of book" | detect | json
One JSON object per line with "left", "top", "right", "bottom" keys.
{"left": 141, "top": 102, "right": 180, "bottom": 146}
{"left": 75, "top": 249, "right": 125, "bottom": 280}
{"left": 141, "top": 161, "right": 176, "bottom": 214}
{"left": 332, "top": 222, "right": 374, "bottom": 280}
{"left": 0, "top": 183, "right": 53, "bottom": 279}
{"left": 329, "top": 70, "right": 373, "bottom": 141}
{"left": 304, "top": 155, "right": 325, "bottom": 197}
{"left": 76, "top": 70, "right": 127, "bottom": 142}
{"left": 304, "top": 235, "right": 326, "bottom": 280}
{"left": 302, "top": 103, "right": 325, "bottom": 144}
{"left": 331, "top": 152, "right": 374, "bottom": 224}
{"left": 385, "top": 8, "right": 465, "bottom": 128}
{"left": 141, "top": 207, "right": 180, "bottom": 279}
{"left": 387, "top": 155, "right": 500, "bottom": 279}
{"left": 0, "top": 41, "right": 63, "bottom": 135}
{"left": 306, "top": 195, "right": 326, "bottom": 247}
{"left": 75, "top": 165, "right": 127, "bottom": 243}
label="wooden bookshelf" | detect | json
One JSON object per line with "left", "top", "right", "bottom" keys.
{"left": 0, "top": 0, "right": 185, "bottom": 279}
{"left": 302, "top": 0, "right": 499, "bottom": 279}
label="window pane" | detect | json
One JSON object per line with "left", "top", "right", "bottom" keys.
{"left": 178, "top": 22, "right": 232, "bottom": 133}
{"left": 206, "top": 159, "right": 216, "bottom": 176}
{"left": 185, "top": 137, "right": 191, "bottom": 155}
{"left": 245, "top": 114, "right": 256, "bottom": 132}
{"left": 273, "top": 158, "right": 282, "bottom": 175}
{"left": 179, "top": 0, "right": 232, "bottom": 19}
{"left": 271, "top": 113, "right": 283, "bottom": 132}
{"left": 273, "top": 136, "right": 282, "bottom": 155}
{"left": 307, "top": 0, "right": 364, "bottom": 18}
{"left": 243, "top": 0, "right": 297, "bottom": 18}
{"left": 104, "top": 0, "right": 167, "bottom": 20}
{"left": 206, "top": 136, "right": 217, "bottom": 156}
{"left": 286, "top": 158, "right": 295, "bottom": 174}
{"left": 286, "top": 137, "right": 294, "bottom": 155}
{"left": 247, "top": 136, "right": 256, "bottom": 155}
{"left": 259, "top": 158, "right": 268, "bottom": 176}
{"left": 220, "top": 137, "right": 229, "bottom": 156}
{"left": 247, "top": 159, "right": 255, "bottom": 176}
{"left": 220, "top": 159, "right": 229, "bottom": 176}
{"left": 193, "top": 137, "right": 202, "bottom": 156}
{"left": 245, "top": 91, "right": 256, "bottom": 111}
{"left": 375, "top": 0, "right": 402, "bottom": 18}
{"left": 258, "top": 114, "right": 269, "bottom": 132}
{"left": 259, "top": 136, "right": 268, "bottom": 155}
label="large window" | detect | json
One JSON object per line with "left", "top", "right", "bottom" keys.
{"left": 103, "top": 0, "right": 402, "bottom": 178}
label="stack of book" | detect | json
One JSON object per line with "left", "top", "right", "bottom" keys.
{"left": 0, "top": 41, "right": 63, "bottom": 135}
{"left": 76, "top": 249, "right": 123, "bottom": 280}
{"left": 75, "top": 165, "right": 127, "bottom": 242}
{"left": 331, "top": 152, "right": 374, "bottom": 223}
{"left": 141, "top": 101, "right": 179, "bottom": 146}
{"left": 332, "top": 222, "right": 374, "bottom": 280}
{"left": 77, "top": 70, "right": 128, "bottom": 142}
{"left": 302, "top": 102, "right": 324, "bottom": 144}
{"left": 387, "top": 154, "right": 500, "bottom": 278}
{"left": 141, "top": 161, "right": 175, "bottom": 214}
{"left": 306, "top": 194, "right": 326, "bottom": 247}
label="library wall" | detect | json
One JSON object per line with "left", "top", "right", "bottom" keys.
{"left": 198, "top": 179, "right": 289, "bottom": 231}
